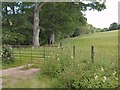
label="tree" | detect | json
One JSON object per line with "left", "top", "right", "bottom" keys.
{"left": 2, "top": 1, "right": 106, "bottom": 46}
{"left": 2, "top": 2, "right": 34, "bottom": 45}
{"left": 40, "top": 2, "right": 106, "bottom": 45}
{"left": 33, "top": 2, "right": 40, "bottom": 47}
{"left": 33, "top": 2, "right": 47, "bottom": 47}
{"left": 40, "top": 2, "right": 86, "bottom": 44}
{"left": 118, "top": 24, "right": 120, "bottom": 29}
{"left": 109, "top": 22, "right": 118, "bottom": 30}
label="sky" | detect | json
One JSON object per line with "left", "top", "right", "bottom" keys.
{"left": 85, "top": 0, "right": 119, "bottom": 29}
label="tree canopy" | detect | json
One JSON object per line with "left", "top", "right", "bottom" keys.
{"left": 2, "top": 1, "right": 106, "bottom": 45}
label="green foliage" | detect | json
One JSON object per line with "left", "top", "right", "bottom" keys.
{"left": 41, "top": 48, "right": 72, "bottom": 78}
{"left": 2, "top": 2, "right": 106, "bottom": 45}
{"left": 58, "top": 63, "right": 118, "bottom": 88}
{"left": 117, "top": 24, "right": 120, "bottom": 29}
{"left": 41, "top": 51, "right": 118, "bottom": 88}
{"left": 41, "top": 52, "right": 118, "bottom": 88}
{"left": 2, "top": 45, "right": 14, "bottom": 64}
{"left": 72, "top": 28, "right": 80, "bottom": 37}
{"left": 2, "top": 29, "right": 26, "bottom": 45}
{"left": 2, "top": 13, "right": 33, "bottom": 45}
{"left": 40, "top": 30, "right": 118, "bottom": 88}
{"left": 40, "top": 2, "right": 87, "bottom": 43}
{"left": 109, "top": 22, "right": 118, "bottom": 30}
{"left": 2, "top": 31, "right": 118, "bottom": 88}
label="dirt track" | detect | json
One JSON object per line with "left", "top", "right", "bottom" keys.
{"left": 0, "top": 64, "right": 40, "bottom": 89}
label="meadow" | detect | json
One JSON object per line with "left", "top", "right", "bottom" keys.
{"left": 2, "top": 30, "right": 118, "bottom": 88}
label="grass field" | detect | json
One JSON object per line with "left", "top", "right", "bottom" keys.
{"left": 2, "top": 30, "right": 118, "bottom": 88}
{"left": 60, "top": 30, "right": 118, "bottom": 67}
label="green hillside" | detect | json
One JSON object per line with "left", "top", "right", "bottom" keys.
{"left": 3, "top": 30, "right": 119, "bottom": 88}
{"left": 63, "top": 30, "right": 118, "bottom": 53}
{"left": 56, "top": 30, "right": 118, "bottom": 67}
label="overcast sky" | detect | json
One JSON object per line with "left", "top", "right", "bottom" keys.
{"left": 85, "top": 0, "right": 119, "bottom": 29}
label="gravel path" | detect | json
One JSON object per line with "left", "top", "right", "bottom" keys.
{"left": 0, "top": 64, "right": 40, "bottom": 89}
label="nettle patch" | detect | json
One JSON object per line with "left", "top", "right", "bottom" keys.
{"left": 2, "top": 45, "right": 15, "bottom": 64}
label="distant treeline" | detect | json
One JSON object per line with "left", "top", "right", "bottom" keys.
{"left": 102, "top": 22, "right": 120, "bottom": 32}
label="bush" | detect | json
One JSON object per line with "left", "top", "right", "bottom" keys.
{"left": 40, "top": 46, "right": 118, "bottom": 88}
{"left": 2, "top": 45, "right": 15, "bottom": 64}
{"left": 58, "top": 62, "right": 118, "bottom": 88}
{"left": 41, "top": 48, "right": 73, "bottom": 78}
{"left": 40, "top": 50, "right": 118, "bottom": 88}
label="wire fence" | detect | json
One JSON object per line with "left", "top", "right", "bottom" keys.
{"left": 9, "top": 44, "right": 118, "bottom": 69}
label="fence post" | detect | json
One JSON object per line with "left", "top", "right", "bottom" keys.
{"left": 91, "top": 46, "right": 94, "bottom": 63}
{"left": 60, "top": 42, "right": 63, "bottom": 49}
{"left": 44, "top": 46, "right": 45, "bottom": 59}
{"left": 73, "top": 45, "right": 76, "bottom": 65}
{"left": 31, "top": 46, "right": 33, "bottom": 63}
{"left": 19, "top": 46, "right": 21, "bottom": 62}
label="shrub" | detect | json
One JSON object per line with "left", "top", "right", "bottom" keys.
{"left": 58, "top": 63, "right": 118, "bottom": 88}
{"left": 2, "top": 45, "right": 15, "bottom": 64}
{"left": 41, "top": 48, "right": 73, "bottom": 78}
{"left": 40, "top": 47, "right": 118, "bottom": 88}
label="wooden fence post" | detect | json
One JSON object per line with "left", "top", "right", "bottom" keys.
{"left": 91, "top": 46, "right": 94, "bottom": 63}
{"left": 44, "top": 46, "right": 45, "bottom": 59}
{"left": 73, "top": 45, "right": 76, "bottom": 65}
{"left": 19, "top": 46, "right": 21, "bottom": 62}
{"left": 31, "top": 46, "right": 33, "bottom": 63}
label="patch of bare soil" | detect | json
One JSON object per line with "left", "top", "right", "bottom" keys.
{"left": 0, "top": 64, "right": 40, "bottom": 89}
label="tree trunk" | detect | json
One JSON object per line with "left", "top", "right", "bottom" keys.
{"left": 33, "top": 2, "right": 40, "bottom": 47}
{"left": 5, "top": 3, "right": 8, "bottom": 15}
{"left": 12, "top": 5, "right": 15, "bottom": 15}
{"left": 48, "top": 31, "right": 55, "bottom": 45}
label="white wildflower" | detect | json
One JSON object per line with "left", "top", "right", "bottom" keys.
{"left": 57, "top": 58, "right": 59, "bottom": 60}
{"left": 101, "top": 67, "right": 104, "bottom": 71}
{"left": 112, "top": 63, "right": 114, "bottom": 65}
{"left": 103, "top": 76, "right": 107, "bottom": 82}
{"left": 9, "top": 21, "right": 12, "bottom": 25}
{"left": 58, "top": 47, "right": 60, "bottom": 49}
{"left": 95, "top": 75, "right": 98, "bottom": 80}
{"left": 113, "top": 71, "right": 116, "bottom": 75}
{"left": 116, "top": 78, "right": 118, "bottom": 80}
{"left": 104, "top": 76, "right": 107, "bottom": 80}
{"left": 71, "top": 56, "right": 73, "bottom": 59}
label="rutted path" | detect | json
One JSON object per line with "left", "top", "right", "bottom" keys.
{"left": 0, "top": 64, "right": 40, "bottom": 89}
